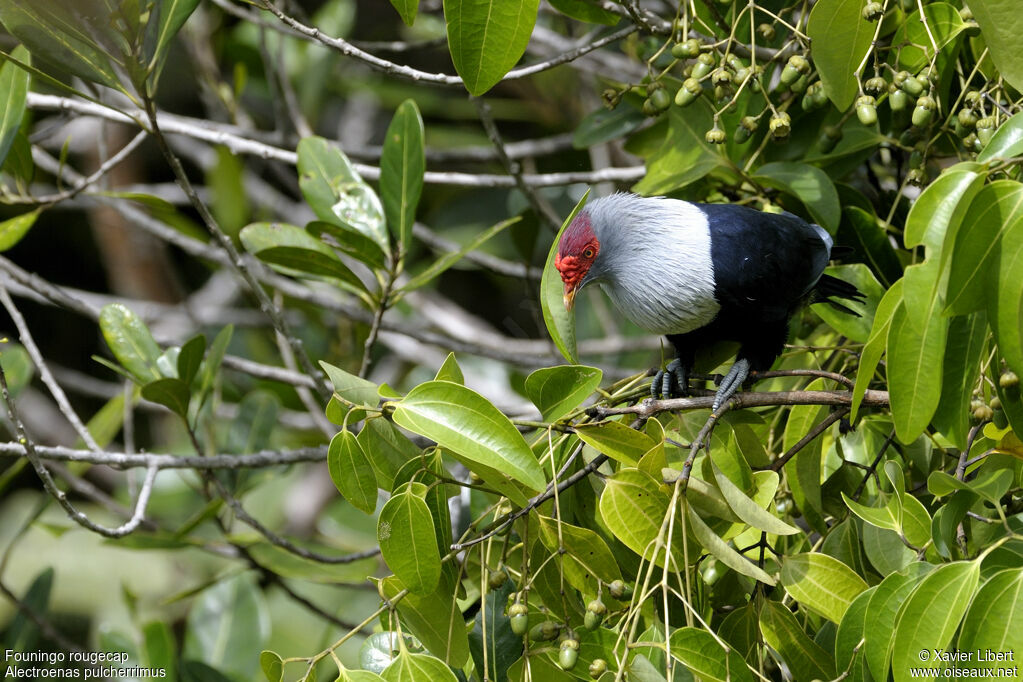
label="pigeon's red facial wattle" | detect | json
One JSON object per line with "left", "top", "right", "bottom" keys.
{"left": 555, "top": 213, "right": 600, "bottom": 311}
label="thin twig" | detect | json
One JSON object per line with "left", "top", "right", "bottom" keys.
{"left": 770, "top": 407, "right": 850, "bottom": 471}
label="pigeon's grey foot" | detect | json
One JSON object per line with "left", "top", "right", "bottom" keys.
{"left": 713, "top": 358, "right": 751, "bottom": 411}
{"left": 651, "top": 359, "right": 688, "bottom": 399}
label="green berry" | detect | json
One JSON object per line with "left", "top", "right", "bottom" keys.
{"left": 559, "top": 640, "right": 579, "bottom": 671}
{"left": 529, "top": 621, "right": 561, "bottom": 641}
{"left": 712, "top": 67, "right": 733, "bottom": 87}
{"left": 735, "top": 117, "right": 757, "bottom": 142}
{"left": 508, "top": 603, "right": 529, "bottom": 636}
{"left": 608, "top": 579, "right": 632, "bottom": 600}
{"left": 900, "top": 75, "right": 925, "bottom": 96}
{"left": 675, "top": 77, "right": 703, "bottom": 106}
{"left": 649, "top": 88, "right": 671, "bottom": 112}
{"left": 977, "top": 117, "right": 996, "bottom": 145}
{"left": 775, "top": 496, "right": 794, "bottom": 516}
{"left": 990, "top": 397, "right": 1002, "bottom": 410}
{"left": 993, "top": 408, "right": 1008, "bottom": 429}
{"left": 890, "top": 87, "right": 909, "bottom": 112}
{"left": 912, "top": 96, "right": 936, "bottom": 127}
{"left": 692, "top": 53, "right": 716, "bottom": 79}
{"left": 705, "top": 127, "right": 727, "bottom": 144}
{"left": 972, "top": 405, "right": 994, "bottom": 422}
{"left": 958, "top": 108, "right": 978, "bottom": 129}
{"left": 856, "top": 95, "right": 878, "bottom": 126}
{"left": 589, "top": 658, "right": 608, "bottom": 679}
{"left": 757, "top": 23, "right": 776, "bottom": 40}
{"left": 1000, "top": 371, "right": 1020, "bottom": 389}
{"left": 864, "top": 76, "right": 887, "bottom": 97}
{"left": 964, "top": 90, "right": 982, "bottom": 109}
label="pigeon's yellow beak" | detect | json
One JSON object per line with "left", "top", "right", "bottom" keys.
{"left": 563, "top": 283, "right": 578, "bottom": 311}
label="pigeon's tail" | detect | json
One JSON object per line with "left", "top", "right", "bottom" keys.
{"left": 812, "top": 274, "right": 866, "bottom": 316}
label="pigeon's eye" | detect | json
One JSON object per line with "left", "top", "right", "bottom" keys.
{"left": 583, "top": 247, "right": 595, "bottom": 259}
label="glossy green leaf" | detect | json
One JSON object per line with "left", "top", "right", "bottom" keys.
{"left": 401, "top": 217, "right": 518, "bottom": 292}
{"left": 573, "top": 106, "right": 643, "bottom": 149}
{"left": 864, "top": 565, "right": 933, "bottom": 680}
{"left": 357, "top": 418, "right": 419, "bottom": 490}
{"left": 0, "top": 209, "right": 39, "bottom": 252}
{"left": 382, "top": 651, "right": 458, "bottom": 682}
{"left": 807, "top": 0, "right": 874, "bottom": 110}
{"left": 834, "top": 586, "right": 875, "bottom": 676}
{"left": 524, "top": 365, "right": 602, "bottom": 422}
{"left": 957, "top": 568, "right": 1023, "bottom": 665}
{"left": 969, "top": 0, "right": 1023, "bottom": 93}
{"left": 988, "top": 192, "right": 1023, "bottom": 380}
{"left": 840, "top": 206, "right": 903, "bottom": 288}
{"left": 467, "top": 579, "right": 521, "bottom": 682}
{"left": 433, "top": 352, "right": 463, "bottom": 384}
{"left": 183, "top": 574, "right": 269, "bottom": 682}
{"left": 574, "top": 420, "right": 654, "bottom": 466}
{"left": 320, "top": 361, "right": 379, "bottom": 408}
{"left": 753, "top": 162, "right": 841, "bottom": 234}
{"left": 389, "top": 0, "right": 418, "bottom": 26}
{"left": 891, "top": 562, "right": 980, "bottom": 682}
{"left": 141, "top": 377, "right": 190, "bottom": 417}
{"left": 297, "top": 136, "right": 389, "bottom": 254}
{"left": 947, "top": 181, "right": 1023, "bottom": 314}
{"left": 381, "top": 575, "right": 472, "bottom": 667}
{"left": 380, "top": 100, "right": 424, "bottom": 252}
{"left": 927, "top": 468, "right": 1013, "bottom": 504}
{"left": 667, "top": 627, "right": 752, "bottom": 682}
{"left": 99, "top": 303, "right": 163, "bottom": 383}
{"left": 549, "top": 0, "right": 619, "bottom": 24}
{"left": 150, "top": 0, "right": 201, "bottom": 81}
{"left": 0, "top": 45, "right": 29, "bottom": 167}
{"left": 852, "top": 279, "right": 903, "bottom": 419}
{"left": 328, "top": 429, "right": 378, "bottom": 514}
{"left": 759, "top": 600, "right": 836, "bottom": 681}
{"left": 782, "top": 379, "right": 829, "bottom": 531}
{"left": 780, "top": 553, "right": 868, "bottom": 624}
{"left": 710, "top": 459, "right": 799, "bottom": 536}
{"left": 360, "top": 632, "right": 404, "bottom": 674}
{"left": 893, "top": 3, "right": 966, "bottom": 72}
{"left": 0, "top": 0, "right": 127, "bottom": 93}
{"left": 378, "top": 487, "right": 442, "bottom": 595}
{"left": 686, "top": 501, "right": 775, "bottom": 585}
{"left": 634, "top": 99, "right": 723, "bottom": 195}
{"left": 390, "top": 381, "right": 545, "bottom": 498}
{"left": 259, "top": 651, "right": 283, "bottom": 682}
{"left": 842, "top": 491, "right": 901, "bottom": 532}
{"left": 142, "top": 621, "right": 176, "bottom": 681}
{"left": 443, "top": 0, "right": 539, "bottom": 95}
{"left": 537, "top": 516, "right": 622, "bottom": 594}
{"left": 240, "top": 222, "right": 364, "bottom": 292}
{"left": 932, "top": 313, "right": 988, "bottom": 449}
{"left": 861, "top": 523, "right": 915, "bottom": 576}
{"left": 176, "top": 334, "right": 205, "bottom": 388}
{"left": 308, "top": 220, "right": 387, "bottom": 271}
{"left": 541, "top": 190, "right": 589, "bottom": 363}
{"left": 887, "top": 300, "right": 948, "bottom": 443}
{"left": 599, "top": 468, "right": 670, "bottom": 562}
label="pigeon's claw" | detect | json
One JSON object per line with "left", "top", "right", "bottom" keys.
{"left": 651, "top": 359, "right": 689, "bottom": 399}
{"left": 712, "top": 358, "right": 751, "bottom": 411}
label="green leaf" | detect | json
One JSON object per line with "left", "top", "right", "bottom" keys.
{"left": 988, "top": 190, "right": 1023, "bottom": 380}
{"left": 780, "top": 553, "right": 869, "bottom": 624}
{"left": 549, "top": 0, "right": 620, "bottom": 25}
{"left": 320, "top": 361, "right": 379, "bottom": 408}
{"left": 198, "top": 324, "right": 231, "bottom": 406}
{"left": 400, "top": 216, "right": 518, "bottom": 292}
{"left": 390, "top": 381, "right": 545, "bottom": 500}
{"left": 142, "top": 621, "right": 177, "bottom": 681}
{"left": 667, "top": 627, "right": 752, "bottom": 682}
{"left": 357, "top": 418, "right": 419, "bottom": 490}
{"left": 861, "top": 524, "right": 915, "bottom": 576}
{"left": 891, "top": 561, "right": 980, "bottom": 682}
{"left": 840, "top": 206, "right": 903, "bottom": 288}
{"left": 807, "top": 0, "right": 874, "bottom": 110}
{"left": 852, "top": 279, "right": 903, "bottom": 419}
{"left": 574, "top": 421, "right": 655, "bottom": 466}
{"left": 433, "top": 352, "right": 463, "bottom": 384}
{"left": 686, "top": 501, "right": 776, "bottom": 585}
{"left": 141, "top": 377, "right": 191, "bottom": 418}
{"left": 947, "top": 180, "right": 1023, "bottom": 315}
{"left": 979, "top": 111, "right": 1023, "bottom": 163}
{"left": 150, "top": 0, "right": 201, "bottom": 80}
{"left": 834, "top": 586, "right": 875, "bottom": 675}
{"left": 443, "top": 0, "right": 539, "bottom": 95}
{"left": 598, "top": 468, "right": 671, "bottom": 563}
{"left": 863, "top": 566, "right": 931, "bottom": 680}
{"left": 381, "top": 575, "right": 472, "bottom": 667}
{"left": 633, "top": 99, "right": 724, "bottom": 195}
{"left": 382, "top": 651, "right": 458, "bottom": 682}
{"left": 537, "top": 516, "right": 622, "bottom": 594}
{"left": 183, "top": 574, "right": 270, "bottom": 682}
{"left": 240, "top": 222, "right": 365, "bottom": 293}
{"left": 380, "top": 100, "right": 424, "bottom": 253}
{"left": 782, "top": 379, "right": 829, "bottom": 531}
{"left": 467, "top": 578, "right": 521, "bottom": 682}
{"left": 968, "top": 0, "right": 1023, "bottom": 93}
{"left": 246, "top": 543, "right": 377, "bottom": 584}
{"left": 328, "top": 429, "right": 378, "bottom": 514}
{"left": 0, "top": 209, "right": 40, "bottom": 252}
{"left": 99, "top": 303, "right": 163, "bottom": 383}
{"left": 297, "top": 136, "right": 389, "bottom": 255}
{"left": 842, "top": 491, "right": 901, "bottom": 532}
{"left": 932, "top": 312, "right": 988, "bottom": 449}
{"left": 177, "top": 334, "right": 206, "bottom": 387}
{"left": 893, "top": 3, "right": 966, "bottom": 73}
{"left": 0, "top": 0, "right": 128, "bottom": 94}
{"left": 388, "top": 0, "right": 418, "bottom": 26}
{"left": 308, "top": 220, "right": 387, "bottom": 271}
{"left": 758, "top": 600, "right": 836, "bottom": 681}
{"left": 378, "top": 487, "right": 442, "bottom": 595}
{"left": 540, "top": 190, "right": 589, "bottom": 363}
{"left": 573, "top": 106, "right": 643, "bottom": 149}
{"left": 524, "top": 365, "right": 602, "bottom": 422}
{"left": 887, "top": 300, "right": 948, "bottom": 443}
{"left": 0, "top": 45, "right": 29, "bottom": 167}
{"left": 710, "top": 459, "right": 800, "bottom": 536}
{"left": 956, "top": 568, "right": 1023, "bottom": 666}
{"left": 753, "top": 162, "right": 841, "bottom": 234}
{"left": 259, "top": 651, "right": 283, "bottom": 682}
{"left": 927, "top": 468, "right": 1013, "bottom": 504}
{"left": 2, "top": 567, "right": 53, "bottom": 654}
